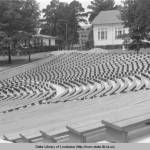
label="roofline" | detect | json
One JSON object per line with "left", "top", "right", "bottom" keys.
{"left": 32, "top": 34, "right": 57, "bottom": 39}
{"left": 93, "top": 22, "right": 124, "bottom": 26}
{"left": 91, "top": 9, "right": 123, "bottom": 25}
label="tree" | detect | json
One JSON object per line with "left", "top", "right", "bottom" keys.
{"left": 0, "top": 31, "right": 12, "bottom": 62}
{"left": 41, "top": 0, "right": 59, "bottom": 36}
{"left": 13, "top": 31, "right": 33, "bottom": 61}
{"left": 120, "top": 0, "right": 150, "bottom": 53}
{"left": 0, "top": 0, "right": 22, "bottom": 63}
{"left": 88, "top": 0, "right": 116, "bottom": 23}
{"left": 0, "top": 0, "right": 40, "bottom": 63}
{"left": 41, "top": 0, "right": 87, "bottom": 49}
{"left": 85, "top": 27, "right": 94, "bottom": 50}
{"left": 67, "top": 0, "right": 87, "bottom": 48}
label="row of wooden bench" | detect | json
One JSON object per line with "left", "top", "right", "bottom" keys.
{"left": 1, "top": 72, "right": 150, "bottom": 114}
{"left": 3, "top": 98, "right": 150, "bottom": 143}
{"left": 1, "top": 52, "right": 150, "bottom": 113}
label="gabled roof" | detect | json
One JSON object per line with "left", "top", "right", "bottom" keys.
{"left": 92, "top": 10, "right": 123, "bottom": 25}
{"left": 32, "top": 34, "right": 56, "bottom": 39}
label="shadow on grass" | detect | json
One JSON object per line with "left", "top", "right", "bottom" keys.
{"left": 0, "top": 52, "right": 50, "bottom": 70}
{"left": 0, "top": 59, "right": 27, "bottom": 66}
{"left": 0, "top": 57, "right": 43, "bottom": 65}
{"left": 0, "top": 54, "right": 49, "bottom": 71}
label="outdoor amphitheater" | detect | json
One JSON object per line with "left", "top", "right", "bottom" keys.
{"left": 1, "top": 50, "right": 150, "bottom": 143}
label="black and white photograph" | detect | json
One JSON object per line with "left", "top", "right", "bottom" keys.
{"left": 0, "top": 0, "right": 150, "bottom": 148}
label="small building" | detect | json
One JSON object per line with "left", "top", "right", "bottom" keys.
{"left": 92, "top": 10, "right": 129, "bottom": 49}
{"left": 32, "top": 34, "right": 56, "bottom": 47}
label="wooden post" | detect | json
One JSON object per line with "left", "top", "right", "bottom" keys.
{"left": 8, "top": 43, "right": 12, "bottom": 64}
{"left": 105, "top": 126, "right": 128, "bottom": 143}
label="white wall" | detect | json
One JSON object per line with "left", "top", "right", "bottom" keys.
{"left": 43, "top": 38, "right": 55, "bottom": 46}
{"left": 93, "top": 24, "right": 129, "bottom": 47}
{"left": 51, "top": 39, "right": 55, "bottom": 46}
{"left": 43, "top": 39, "right": 49, "bottom": 46}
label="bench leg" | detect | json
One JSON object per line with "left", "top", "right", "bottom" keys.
{"left": 40, "top": 131, "right": 57, "bottom": 143}
{"left": 67, "top": 132, "right": 86, "bottom": 143}
{"left": 105, "top": 127, "right": 128, "bottom": 143}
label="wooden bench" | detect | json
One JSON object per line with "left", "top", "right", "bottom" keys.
{"left": 66, "top": 99, "right": 150, "bottom": 143}
{"left": 40, "top": 128, "right": 69, "bottom": 143}
{"left": 108, "top": 79, "right": 121, "bottom": 95}
{"left": 3, "top": 133, "right": 25, "bottom": 143}
{"left": 134, "top": 75, "right": 145, "bottom": 91}
{"left": 66, "top": 120, "right": 105, "bottom": 143}
{"left": 3, "top": 128, "right": 69, "bottom": 143}
{"left": 102, "top": 113, "right": 150, "bottom": 143}
{"left": 141, "top": 73, "right": 150, "bottom": 89}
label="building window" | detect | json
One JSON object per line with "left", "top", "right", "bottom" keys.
{"left": 115, "top": 28, "right": 125, "bottom": 39}
{"left": 98, "top": 28, "right": 107, "bottom": 40}
{"left": 98, "top": 31, "right": 101, "bottom": 40}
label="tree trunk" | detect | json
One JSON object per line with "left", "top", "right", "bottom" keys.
{"left": 137, "top": 42, "right": 140, "bottom": 54}
{"left": 28, "top": 40, "right": 31, "bottom": 62}
{"left": 8, "top": 44, "right": 12, "bottom": 64}
{"left": 29, "top": 52, "right": 31, "bottom": 62}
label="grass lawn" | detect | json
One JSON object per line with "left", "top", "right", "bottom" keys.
{"left": 0, "top": 52, "right": 51, "bottom": 72}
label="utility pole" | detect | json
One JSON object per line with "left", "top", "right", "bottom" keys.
{"left": 65, "top": 23, "right": 68, "bottom": 50}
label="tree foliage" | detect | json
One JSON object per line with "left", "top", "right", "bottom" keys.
{"left": 41, "top": 0, "right": 87, "bottom": 49}
{"left": 88, "top": 0, "right": 116, "bottom": 23}
{"left": 0, "top": 0, "right": 40, "bottom": 63}
{"left": 120, "top": 0, "right": 150, "bottom": 52}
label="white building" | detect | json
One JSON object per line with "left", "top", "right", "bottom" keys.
{"left": 34, "top": 28, "right": 56, "bottom": 47}
{"left": 32, "top": 34, "right": 56, "bottom": 47}
{"left": 92, "top": 10, "right": 129, "bottom": 49}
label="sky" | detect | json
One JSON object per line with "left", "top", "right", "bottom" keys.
{"left": 37, "top": 0, "right": 122, "bottom": 11}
